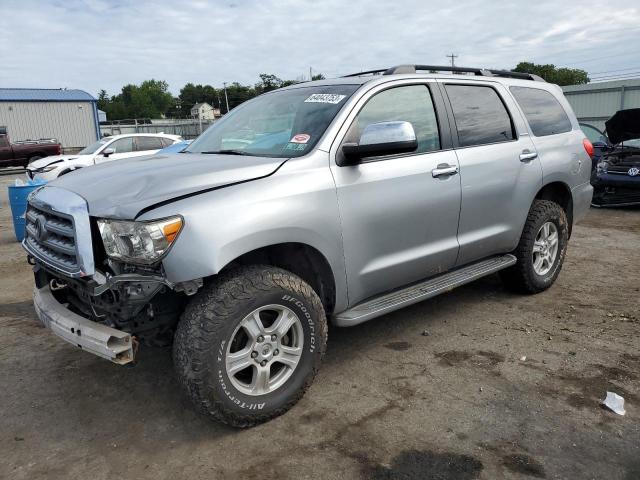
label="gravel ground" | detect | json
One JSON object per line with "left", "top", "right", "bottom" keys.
{"left": 0, "top": 173, "right": 638, "bottom": 480}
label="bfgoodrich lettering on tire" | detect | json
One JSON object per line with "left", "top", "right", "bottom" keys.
{"left": 501, "top": 199, "right": 569, "bottom": 294}
{"left": 173, "top": 265, "right": 327, "bottom": 427}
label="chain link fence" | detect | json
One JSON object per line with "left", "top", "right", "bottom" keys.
{"left": 99, "top": 119, "right": 215, "bottom": 139}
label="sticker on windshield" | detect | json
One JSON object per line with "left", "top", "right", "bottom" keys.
{"left": 284, "top": 143, "right": 308, "bottom": 152}
{"left": 304, "top": 94, "right": 347, "bottom": 104}
{"left": 290, "top": 133, "right": 310, "bottom": 144}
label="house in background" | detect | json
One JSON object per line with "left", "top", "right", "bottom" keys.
{"left": 190, "top": 102, "right": 216, "bottom": 120}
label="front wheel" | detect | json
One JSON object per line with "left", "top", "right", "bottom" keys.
{"left": 500, "top": 199, "right": 569, "bottom": 294}
{"left": 173, "top": 265, "right": 327, "bottom": 427}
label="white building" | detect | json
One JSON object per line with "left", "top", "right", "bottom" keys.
{"left": 562, "top": 79, "right": 640, "bottom": 131}
{"left": 0, "top": 88, "right": 100, "bottom": 152}
{"left": 190, "top": 102, "right": 216, "bottom": 120}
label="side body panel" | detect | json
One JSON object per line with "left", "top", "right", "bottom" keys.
{"left": 514, "top": 85, "right": 593, "bottom": 222}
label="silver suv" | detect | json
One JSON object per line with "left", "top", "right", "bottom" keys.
{"left": 23, "top": 65, "right": 593, "bottom": 427}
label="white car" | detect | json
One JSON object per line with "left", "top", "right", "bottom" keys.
{"left": 26, "top": 133, "right": 182, "bottom": 181}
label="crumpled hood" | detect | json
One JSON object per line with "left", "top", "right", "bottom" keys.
{"left": 28, "top": 154, "right": 85, "bottom": 170}
{"left": 48, "top": 152, "right": 288, "bottom": 218}
{"left": 605, "top": 108, "right": 640, "bottom": 145}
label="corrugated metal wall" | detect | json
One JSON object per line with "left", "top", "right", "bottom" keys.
{"left": 562, "top": 79, "right": 640, "bottom": 131}
{"left": 0, "top": 101, "right": 98, "bottom": 149}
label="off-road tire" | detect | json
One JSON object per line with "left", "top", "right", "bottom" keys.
{"left": 173, "top": 265, "right": 327, "bottom": 428}
{"left": 500, "top": 199, "right": 569, "bottom": 294}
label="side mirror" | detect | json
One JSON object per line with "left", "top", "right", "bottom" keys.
{"left": 102, "top": 147, "right": 115, "bottom": 157}
{"left": 340, "top": 121, "right": 418, "bottom": 165}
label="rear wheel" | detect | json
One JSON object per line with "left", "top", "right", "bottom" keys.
{"left": 173, "top": 265, "right": 327, "bottom": 427}
{"left": 501, "top": 200, "right": 568, "bottom": 293}
{"left": 27, "top": 155, "right": 42, "bottom": 164}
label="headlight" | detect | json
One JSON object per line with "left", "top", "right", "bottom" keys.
{"left": 41, "top": 165, "right": 58, "bottom": 172}
{"left": 596, "top": 161, "right": 608, "bottom": 174}
{"left": 97, "top": 216, "right": 183, "bottom": 264}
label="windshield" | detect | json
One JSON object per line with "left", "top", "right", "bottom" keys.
{"left": 78, "top": 138, "right": 109, "bottom": 155}
{"left": 186, "top": 84, "right": 360, "bottom": 157}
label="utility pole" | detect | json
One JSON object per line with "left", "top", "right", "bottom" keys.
{"left": 309, "top": 66, "right": 313, "bottom": 81}
{"left": 223, "top": 82, "right": 230, "bottom": 113}
{"left": 446, "top": 53, "right": 458, "bottom": 67}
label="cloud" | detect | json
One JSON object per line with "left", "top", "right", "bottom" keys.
{"left": 1, "top": 0, "right": 639, "bottom": 96}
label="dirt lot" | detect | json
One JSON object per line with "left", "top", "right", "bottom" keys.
{"left": 0, "top": 172, "right": 638, "bottom": 480}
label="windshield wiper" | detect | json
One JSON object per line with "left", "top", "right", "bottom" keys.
{"left": 200, "top": 149, "right": 250, "bottom": 156}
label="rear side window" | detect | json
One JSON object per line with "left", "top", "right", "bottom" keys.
{"left": 160, "top": 137, "right": 175, "bottom": 147}
{"left": 135, "top": 136, "right": 164, "bottom": 151}
{"left": 510, "top": 87, "right": 572, "bottom": 137}
{"left": 445, "top": 85, "right": 515, "bottom": 147}
{"left": 346, "top": 85, "right": 441, "bottom": 154}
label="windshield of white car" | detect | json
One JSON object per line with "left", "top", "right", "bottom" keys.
{"left": 78, "top": 138, "right": 109, "bottom": 155}
{"left": 186, "top": 84, "right": 360, "bottom": 158}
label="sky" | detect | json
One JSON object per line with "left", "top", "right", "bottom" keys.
{"left": 2, "top": 0, "right": 640, "bottom": 97}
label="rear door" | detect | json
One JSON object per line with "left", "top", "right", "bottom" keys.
{"left": 331, "top": 81, "right": 462, "bottom": 305}
{"left": 439, "top": 81, "right": 542, "bottom": 266}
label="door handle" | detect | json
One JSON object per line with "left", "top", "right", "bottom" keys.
{"left": 519, "top": 150, "right": 538, "bottom": 162}
{"left": 431, "top": 164, "right": 459, "bottom": 178}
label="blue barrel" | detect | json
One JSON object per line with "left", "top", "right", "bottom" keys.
{"left": 8, "top": 182, "right": 46, "bottom": 242}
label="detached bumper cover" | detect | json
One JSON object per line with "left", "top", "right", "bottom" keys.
{"left": 33, "top": 286, "right": 134, "bottom": 364}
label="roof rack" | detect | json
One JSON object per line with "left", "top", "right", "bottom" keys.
{"left": 343, "top": 65, "right": 545, "bottom": 82}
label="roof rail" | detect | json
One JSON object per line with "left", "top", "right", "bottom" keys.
{"left": 343, "top": 65, "right": 545, "bottom": 82}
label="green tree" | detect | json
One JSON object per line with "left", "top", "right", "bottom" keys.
{"left": 513, "top": 62, "right": 589, "bottom": 86}
{"left": 96, "top": 80, "right": 174, "bottom": 120}
{"left": 311, "top": 73, "right": 326, "bottom": 81}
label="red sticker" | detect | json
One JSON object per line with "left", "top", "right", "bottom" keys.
{"left": 290, "top": 134, "right": 310, "bottom": 144}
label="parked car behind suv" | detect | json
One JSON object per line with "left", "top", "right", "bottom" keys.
{"left": 23, "top": 65, "right": 592, "bottom": 427}
{"left": 589, "top": 109, "right": 640, "bottom": 207}
{"left": 26, "top": 133, "right": 181, "bottom": 180}
{"left": 0, "top": 127, "right": 61, "bottom": 168}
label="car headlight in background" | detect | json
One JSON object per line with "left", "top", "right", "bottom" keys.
{"left": 596, "top": 161, "right": 609, "bottom": 175}
{"left": 97, "top": 216, "right": 183, "bottom": 264}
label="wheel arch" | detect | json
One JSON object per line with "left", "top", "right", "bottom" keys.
{"left": 534, "top": 181, "right": 574, "bottom": 236}
{"left": 218, "top": 242, "right": 338, "bottom": 314}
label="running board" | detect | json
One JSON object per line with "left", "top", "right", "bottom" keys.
{"left": 334, "top": 254, "right": 516, "bottom": 327}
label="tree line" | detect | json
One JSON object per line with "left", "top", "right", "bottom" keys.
{"left": 97, "top": 73, "right": 325, "bottom": 121}
{"left": 96, "top": 62, "right": 588, "bottom": 121}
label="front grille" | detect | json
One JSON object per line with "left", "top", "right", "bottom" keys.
{"left": 607, "top": 164, "right": 640, "bottom": 175}
{"left": 24, "top": 204, "right": 79, "bottom": 273}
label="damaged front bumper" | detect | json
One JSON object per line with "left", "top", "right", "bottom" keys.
{"left": 33, "top": 284, "right": 136, "bottom": 365}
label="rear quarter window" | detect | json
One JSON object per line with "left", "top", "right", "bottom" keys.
{"left": 510, "top": 86, "right": 572, "bottom": 137}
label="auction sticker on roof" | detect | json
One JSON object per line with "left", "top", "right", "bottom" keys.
{"left": 290, "top": 134, "right": 310, "bottom": 144}
{"left": 304, "top": 93, "right": 347, "bottom": 104}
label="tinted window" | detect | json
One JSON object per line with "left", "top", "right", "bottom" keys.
{"left": 347, "top": 85, "right": 440, "bottom": 154}
{"left": 160, "top": 137, "right": 175, "bottom": 148}
{"left": 135, "top": 136, "right": 163, "bottom": 151}
{"left": 109, "top": 137, "right": 133, "bottom": 153}
{"left": 0, "top": 136, "right": 9, "bottom": 148}
{"left": 445, "top": 85, "right": 514, "bottom": 147}
{"left": 510, "top": 87, "right": 572, "bottom": 137}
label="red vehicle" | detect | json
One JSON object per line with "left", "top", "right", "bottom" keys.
{"left": 0, "top": 127, "right": 61, "bottom": 168}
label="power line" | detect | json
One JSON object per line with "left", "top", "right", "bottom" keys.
{"left": 589, "top": 66, "right": 640, "bottom": 75}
